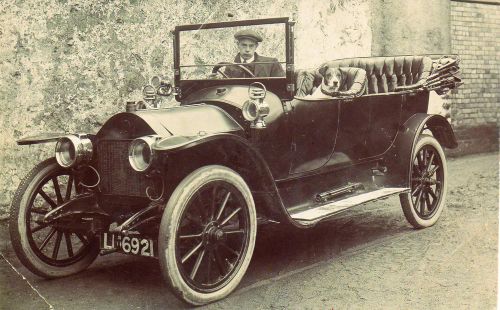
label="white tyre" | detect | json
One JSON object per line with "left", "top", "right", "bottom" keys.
{"left": 400, "top": 135, "right": 448, "bottom": 228}
{"left": 9, "top": 158, "right": 99, "bottom": 278}
{"left": 159, "top": 165, "right": 257, "bottom": 305}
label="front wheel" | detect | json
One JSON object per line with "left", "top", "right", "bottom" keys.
{"left": 9, "top": 158, "right": 100, "bottom": 278}
{"left": 400, "top": 135, "right": 448, "bottom": 228}
{"left": 159, "top": 165, "right": 257, "bottom": 305}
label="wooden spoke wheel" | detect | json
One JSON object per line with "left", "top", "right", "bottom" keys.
{"left": 9, "top": 158, "right": 100, "bottom": 278}
{"left": 159, "top": 165, "right": 256, "bottom": 305}
{"left": 400, "top": 135, "right": 448, "bottom": 228}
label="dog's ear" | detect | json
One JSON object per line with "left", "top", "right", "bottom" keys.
{"left": 338, "top": 68, "right": 346, "bottom": 86}
{"left": 318, "top": 65, "right": 329, "bottom": 78}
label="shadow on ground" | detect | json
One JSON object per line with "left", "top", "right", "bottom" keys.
{"left": 0, "top": 200, "right": 411, "bottom": 309}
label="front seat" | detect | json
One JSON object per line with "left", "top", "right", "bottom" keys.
{"left": 294, "top": 69, "right": 320, "bottom": 98}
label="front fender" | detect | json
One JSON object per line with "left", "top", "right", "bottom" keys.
{"left": 384, "top": 113, "right": 457, "bottom": 187}
{"left": 158, "top": 133, "right": 300, "bottom": 226}
{"left": 17, "top": 133, "right": 93, "bottom": 146}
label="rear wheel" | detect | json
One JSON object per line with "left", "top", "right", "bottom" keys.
{"left": 400, "top": 135, "right": 447, "bottom": 228}
{"left": 159, "top": 165, "right": 256, "bottom": 305}
{"left": 9, "top": 158, "right": 100, "bottom": 278}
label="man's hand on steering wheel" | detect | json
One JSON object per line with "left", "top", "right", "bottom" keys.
{"left": 211, "top": 62, "right": 255, "bottom": 78}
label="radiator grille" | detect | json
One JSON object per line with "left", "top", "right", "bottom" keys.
{"left": 98, "top": 140, "right": 149, "bottom": 197}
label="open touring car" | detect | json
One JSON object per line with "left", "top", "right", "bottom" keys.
{"left": 9, "top": 17, "right": 462, "bottom": 305}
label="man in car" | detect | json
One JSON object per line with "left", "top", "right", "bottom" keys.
{"left": 223, "top": 29, "right": 285, "bottom": 78}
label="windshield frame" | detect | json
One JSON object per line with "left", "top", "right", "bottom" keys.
{"left": 173, "top": 17, "right": 295, "bottom": 101}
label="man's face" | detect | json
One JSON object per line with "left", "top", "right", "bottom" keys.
{"left": 237, "top": 38, "right": 258, "bottom": 61}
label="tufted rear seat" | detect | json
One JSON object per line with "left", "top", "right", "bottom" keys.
{"left": 295, "top": 55, "right": 433, "bottom": 96}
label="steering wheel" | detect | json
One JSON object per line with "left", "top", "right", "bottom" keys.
{"left": 212, "top": 62, "right": 256, "bottom": 78}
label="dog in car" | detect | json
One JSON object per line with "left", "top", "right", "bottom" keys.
{"left": 302, "top": 65, "right": 368, "bottom": 99}
{"left": 307, "top": 66, "right": 344, "bottom": 99}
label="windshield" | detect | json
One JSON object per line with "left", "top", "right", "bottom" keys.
{"left": 178, "top": 23, "right": 286, "bottom": 80}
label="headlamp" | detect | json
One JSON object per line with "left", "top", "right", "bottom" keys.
{"left": 128, "top": 136, "right": 159, "bottom": 172}
{"left": 55, "top": 135, "right": 93, "bottom": 168}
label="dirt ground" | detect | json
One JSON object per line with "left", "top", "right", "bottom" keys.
{"left": 0, "top": 152, "right": 498, "bottom": 309}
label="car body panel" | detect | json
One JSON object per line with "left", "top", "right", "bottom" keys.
{"left": 182, "top": 85, "right": 284, "bottom": 125}
{"left": 182, "top": 86, "right": 293, "bottom": 179}
{"left": 96, "top": 104, "right": 242, "bottom": 141}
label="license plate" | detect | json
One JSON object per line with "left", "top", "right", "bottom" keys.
{"left": 100, "top": 232, "right": 155, "bottom": 257}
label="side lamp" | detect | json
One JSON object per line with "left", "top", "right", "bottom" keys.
{"left": 241, "top": 82, "right": 270, "bottom": 129}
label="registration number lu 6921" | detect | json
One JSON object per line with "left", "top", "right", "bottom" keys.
{"left": 100, "top": 233, "right": 155, "bottom": 257}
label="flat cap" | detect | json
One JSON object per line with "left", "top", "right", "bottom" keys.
{"left": 234, "top": 29, "right": 263, "bottom": 43}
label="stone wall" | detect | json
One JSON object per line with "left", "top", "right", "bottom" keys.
{"left": 295, "top": 0, "right": 372, "bottom": 68}
{"left": 0, "top": 0, "right": 371, "bottom": 217}
{"left": 0, "top": 0, "right": 295, "bottom": 216}
{"left": 370, "top": 0, "right": 451, "bottom": 56}
{"left": 448, "top": 0, "right": 500, "bottom": 155}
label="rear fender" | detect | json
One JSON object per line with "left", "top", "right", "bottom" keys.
{"left": 157, "top": 133, "right": 296, "bottom": 225}
{"left": 424, "top": 116, "right": 458, "bottom": 149}
{"left": 384, "top": 114, "right": 457, "bottom": 187}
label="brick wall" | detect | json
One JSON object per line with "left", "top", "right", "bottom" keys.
{"left": 449, "top": 0, "right": 500, "bottom": 155}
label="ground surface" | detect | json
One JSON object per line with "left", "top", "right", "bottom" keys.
{"left": 0, "top": 152, "right": 497, "bottom": 310}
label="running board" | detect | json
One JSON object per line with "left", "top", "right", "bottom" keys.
{"left": 290, "top": 187, "right": 409, "bottom": 223}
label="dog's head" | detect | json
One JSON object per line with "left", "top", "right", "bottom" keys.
{"left": 318, "top": 65, "right": 343, "bottom": 95}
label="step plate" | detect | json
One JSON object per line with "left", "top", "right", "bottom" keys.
{"left": 290, "top": 187, "right": 409, "bottom": 222}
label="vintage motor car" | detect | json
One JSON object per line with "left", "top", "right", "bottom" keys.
{"left": 9, "top": 17, "right": 462, "bottom": 305}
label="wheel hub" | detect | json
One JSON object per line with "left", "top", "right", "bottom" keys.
{"left": 213, "top": 229, "right": 224, "bottom": 241}
{"left": 419, "top": 177, "right": 436, "bottom": 185}
{"left": 203, "top": 223, "right": 225, "bottom": 244}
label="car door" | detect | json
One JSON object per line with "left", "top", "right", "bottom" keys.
{"left": 333, "top": 94, "right": 402, "bottom": 161}
{"left": 288, "top": 94, "right": 402, "bottom": 176}
{"left": 331, "top": 98, "right": 371, "bottom": 162}
{"left": 365, "top": 93, "right": 403, "bottom": 157}
{"left": 289, "top": 98, "right": 340, "bottom": 174}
